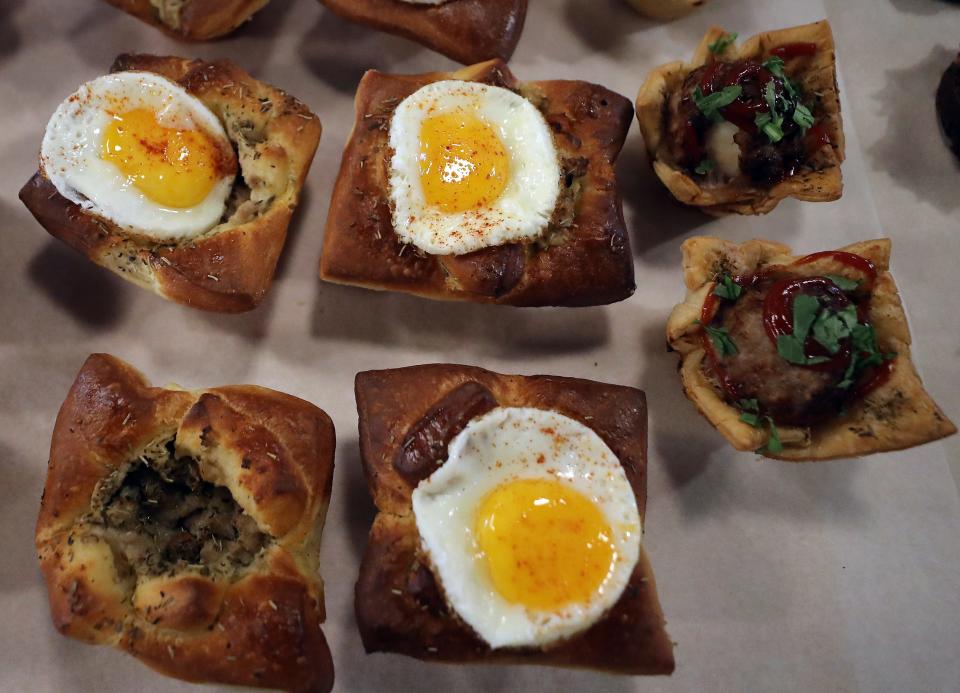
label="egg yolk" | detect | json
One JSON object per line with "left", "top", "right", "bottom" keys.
{"left": 475, "top": 478, "right": 616, "bottom": 611}
{"left": 418, "top": 111, "right": 509, "bottom": 213}
{"left": 101, "top": 108, "right": 229, "bottom": 208}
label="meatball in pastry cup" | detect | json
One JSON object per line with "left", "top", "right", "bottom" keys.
{"left": 666, "top": 237, "right": 956, "bottom": 460}
{"left": 20, "top": 54, "right": 321, "bottom": 313}
{"left": 35, "top": 354, "right": 335, "bottom": 692}
{"left": 636, "top": 21, "right": 844, "bottom": 215}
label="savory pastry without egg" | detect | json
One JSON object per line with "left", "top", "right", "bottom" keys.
{"left": 636, "top": 21, "right": 844, "bottom": 215}
{"left": 103, "top": 0, "right": 270, "bottom": 40}
{"left": 354, "top": 364, "right": 674, "bottom": 673}
{"left": 317, "top": 0, "right": 527, "bottom": 65}
{"left": 666, "top": 237, "right": 956, "bottom": 460}
{"left": 20, "top": 54, "right": 321, "bottom": 312}
{"left": 35, "top": 354, "right": 335, "bottom": 693}
{"left": 320, "top": 60, "right": 636, "bottom": 306}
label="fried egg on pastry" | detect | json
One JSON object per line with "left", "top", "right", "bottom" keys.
{"left": 41, "top": 71, "right": 237, "bottom": 241}
{"left": 411, "top": 407, "right": 641, "bottom": 649}
{"left": 388, "top": 80, "right": 560, "bottom": 255}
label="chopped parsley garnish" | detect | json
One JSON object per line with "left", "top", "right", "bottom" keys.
{"left": 708, "top": 32, "right": 738, "bottom": 55}
{"left": 824, "top": 274, "right": 860, "bottom": 291}
{"left": 694, "top": 85, "right": 743, "bottom": 123}
{"left": 764, "top": 418, "right": 784, "bottom": 454}
{"left": 705, "top": 325, "right": 738, "bottom": 356}
{"left": 714, "top": 273, "right": 742, "bottom": 301}
{"left": 776, "top": 294, "right": 830, "bottom": 365}
{"left": 763, "top": 56, "right": 786, "bottom": 78}
{"left": 754, "top": 58, "right": 814, "bottom": 143}
{"left": 739, "top": 411, "right": 762, "bottom": 427}
{"left": 811, "top": 304, "right": 858, "bottom": 355}
{"left": 793, "top": 103, "right": 815, "bottom": 129}
{"left": 755, "top": 110, "right": 784, "bottom": 144}
{"left": 775, "top": 293, "right": 895, "bottom": 386}
{"left": 737, "top": 403, "right": 783, "bottom": 454}
{"left": 695, "top": 158, "right": 716, "bottom": 175}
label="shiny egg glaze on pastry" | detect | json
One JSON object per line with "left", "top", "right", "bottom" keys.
{"left": 320, "top": 60, "right": 635, "bottom": 306}
{"left": 35, "top": 354, "right": 335, "bottom": 693}
{"left": 636, "top": 21, "right": 844, "bottom": 215}
{"left": 20, "top": 54, "right": 321, "bottom": 312}
{"left": 666, "top": 237, "right": 956, "bottom": 460}
{"left": 317, "top": 0, "right": 527, "bottom": 65}
{"left": 354, "top": 364, "right": 674, "bottom": 673}
{"left": 103, "top": 0, "right": 271, "bottom": 40}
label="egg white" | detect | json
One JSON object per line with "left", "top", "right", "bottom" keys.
{"left": 40, "top": 71, "right": 235, "bottom": 241}
{"left": 411, "top": 407, "right": 641, "bottom": 649}
{"left": 388, "top": 80, "right": 561, "bottom": 256}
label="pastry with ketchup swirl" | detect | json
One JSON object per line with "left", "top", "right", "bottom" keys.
{"left": 636, "top": 21, "right": 845, "bottom": 215}
{"left": 666, "top": 237, "right": 956, "bottom": 460}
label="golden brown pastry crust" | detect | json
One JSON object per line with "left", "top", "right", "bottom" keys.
{"left": 635, "top": 20, "right": 845, "bottom": 215}
{"left": 20, "top": 54, "right": 321, "bottom": 313}
{"left": 103, "top": 0, "right": 270, "bottom": 40}
{"left": 320, "top": 60, "right": 636, "bottom": 307}
{"left": 666, "top": 237, "right": 957, "bottom": 460}
{"left": 35, "top": 354, "right": 335, "bottom": 693}
{"left": 317, "top": 0, "right": 527, "bottom": 65}
{"left": 354, "top": 364, "right": 675, "bottom": 674}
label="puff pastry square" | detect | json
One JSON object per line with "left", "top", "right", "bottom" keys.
{"left": 353, "top": 364, "right": 674, "bottom": 673}
{"left": 103, "top": 0, "right": 271, "bottom": 40}
{"left": 317, "top": 0, "right": 527, "bottom": 65}
{"left": 35, "top": 354, "right": 335, "bottom": 692}
{"left": 20, "top": 54, "right": 321, "bottom": 313}
{"left": 666, "top": 237, "right": 956, "bottom": 460}
{"left": 636, "top": 20, "right": 845, "bottom": 215}
{"left": 320, "top": 60, "right": 636, "bottom": 306}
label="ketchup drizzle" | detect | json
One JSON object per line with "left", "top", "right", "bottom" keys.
{"left": 697, "top": 250, "right": 893, "bottom": 410}
{"left": 771, "top": 42, "right": 818, "bottom": 59}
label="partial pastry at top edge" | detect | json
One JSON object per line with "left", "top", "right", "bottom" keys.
{"left": 102, "top": 0, "right": 272, "bottom": 40}
{"left": 317, "top": 0, "right": 528, "bottom": 65}
{"left": 624, "top": 0, "right": 709, "bottom": 20}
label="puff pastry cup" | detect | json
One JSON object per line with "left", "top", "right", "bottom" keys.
{"left": 666, "top": 237, "right": 956, "bottom": 460}
{"left": 320, "top": 60, "right": 636, "bottom": 306}
{"left": 20, "top": 54, "right": 321, "bottom": 313}
{"left": 103, "top": 0, "right": 270, "bottom": 40}
{"left": 317, "top": 0, "right": 528, "bottom": 65}
{"left": 636, "top": 21, "right": 845, "bottom": 215}
{"left": 35, "top": 354, "right": 335, "bottom": 693}
{"left": 354, "top": 364, "right": 675, "bottom": 673}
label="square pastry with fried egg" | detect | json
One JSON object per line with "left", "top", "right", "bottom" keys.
{"left": 320, "top": 60, "right": 636, "bottom": 306}
{"left": 354, "top": 364, "right": 675, "bottom": 673}
{"left": 20, "top": 54, "right": 321, "bottom": 313}
{"left": 666, "top": 236, "right": 956, "bottom": 459}
{"left": 317, "top": 0, "right": 527, "bottom": 65}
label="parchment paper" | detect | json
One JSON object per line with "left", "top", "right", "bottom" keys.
{"left": 1, "top": 1, "right": 958, "bottom": 691}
